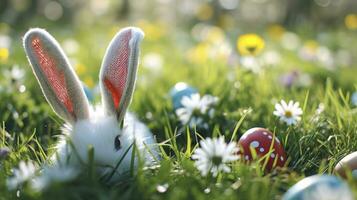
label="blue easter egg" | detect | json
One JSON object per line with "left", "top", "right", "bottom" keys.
{"left": 169, "top": 82, "right": 198, "bottom": 110}
{"left": 283, "top": 175, "right": 353, "bottom": 200}
{"left": 82, "top": 83, "right": 94, "bottom": 102}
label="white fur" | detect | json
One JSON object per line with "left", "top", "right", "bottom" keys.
{"left": 54, "top": 107, "right": 159, "bottom": 181}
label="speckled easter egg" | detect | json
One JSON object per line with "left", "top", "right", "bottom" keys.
{"left": 238, "top": 127, "right": 287, "bottom": 170}
{"left": 282, "top": 175, "right": 353, "bottom": 200}
{"left": 169, "top": 82, "right": 198, "bottom": 110}
{"left": 334, "top": 151, "right": 357, "bottom": 178}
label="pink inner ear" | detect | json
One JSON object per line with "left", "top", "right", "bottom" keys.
{"left": 103, "top": 30, "right": 132, "bottom": 109}
{"left": 104, "top": 78, "right": 121, "bottom": 108}
{"left": 31, "top": 36, "right": 74, "bottom": 115}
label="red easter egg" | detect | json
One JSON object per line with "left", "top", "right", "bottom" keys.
{"left": 238, "top": 127, "right": 287, "bottom": 171}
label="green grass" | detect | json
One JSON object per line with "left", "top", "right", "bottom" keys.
{"left": 0, "top": 23, "right": 357, "bottom": 199}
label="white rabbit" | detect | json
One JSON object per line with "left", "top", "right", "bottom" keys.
{"left": 23, "top": 27, "right": 160, "bottom": 182}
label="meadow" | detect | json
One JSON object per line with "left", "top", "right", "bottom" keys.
{"left": 0, "top": 1, "right": 357, "bottom": 199}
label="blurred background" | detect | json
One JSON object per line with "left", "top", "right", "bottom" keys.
{"left": 0, "top": 0, "right": 356, "bottom": 75}
{"left": 1, "top": 0, "right": 357, "bottom": 29}
{"left": 0, "top": 0, "right": 356, "bottom": 140}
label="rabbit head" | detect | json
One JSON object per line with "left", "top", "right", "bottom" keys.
{"left": 23, "top": 27, "right": 155, "bottom": 174}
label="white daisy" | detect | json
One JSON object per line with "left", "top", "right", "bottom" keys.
{"left": 273, "top": 100, "right": 303, "bottom": 125}
{"left": 3, "top": 65, "right": 26, "bottom": 83}
{"left": 142, "top": 52, "right": 163, "bottom": 72}
{"left": 200, "top": 95, "right": 219, "bottom": 114}
{"left": 188, "top": 116, "right": 204, "bottom": 129}
{"left": 7, "top": 160, "right": 37, "bottom": 190}
{"left": 240, "top": 56, "right": 262, "bottom": 73}
{"left": 156, "top": 183, "right": 169, "bottom": 193}
{"left": 175, "top": 93, "right": 218, "bottom": 128}
{"left": 62, "top": 38, "right": 79, "bottom": 55}
{"left": 191, "top": 137, "right": 239, "bottom": 177}
{"left": 0, "top": 34, "right": 12, "bottom": 49}
{"left": 311, "top": 103, "right": 325, "bottom": 122}
{"left": 261, "top": 50, "right": 281, "bottom": 66}
{"left": 31, "top": 164, "right": 79, "bottom": 191}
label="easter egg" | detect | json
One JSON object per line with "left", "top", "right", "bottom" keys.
{"left": 238, "top": 127, "right": 287, "bottom": 170}
{"left": 334, "top": 151, "right": 357, "bottom": 178}
{"left": 169, "top": 82, "right": 198, "bottom": 110}
{"left": 282, "top": 175, "right": 353, "bottom": 200}
{"left": 0, "top": 147, "right": 10, "bottom": 159}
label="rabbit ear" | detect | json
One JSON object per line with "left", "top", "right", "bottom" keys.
{"left": 23, "top": 28, "right": 90, "bottom": 124}
{"left": 99, "top": 27, "right": 144, "bottom": 122}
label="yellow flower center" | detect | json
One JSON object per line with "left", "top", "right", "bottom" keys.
{"left": 211, "top": 155, "right": 223, "bottom": 166}
{"left": 192, "top": 108, "right": 201, "bottom": 116}
{"left": 285, "top": 110, "right": 293, "bottom": 118}
{"left": 246, "top": 46, "right": 257, "bottom": 53}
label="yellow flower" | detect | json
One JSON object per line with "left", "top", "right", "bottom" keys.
{"left": 218, "top": 14, "right": 234, "bottom": 30}
{"left": 304, "top": 40, "right": 319, "bottom": 51}
{"left": 0, "top": 48, "right": 9, "bottom": 62}
{"left": 187, "top": 42, "right": 209, "bottom": 64}
{"left": 75, "top": 63, "right": 86, "bottom": 75}
{"left": 196, "top": 3, "right": 213, "bottom": 21}
{"left": 237, "top": 34, "right": 265, "bottom": 56}
{"left": 204, "top": 26, "right": 225, "bottom": 44}
{"left": 345, "top": 14, "right": 357, "bottom": 30}
{"left": 267, "top": 24, "right": 285, "bottom": 40}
